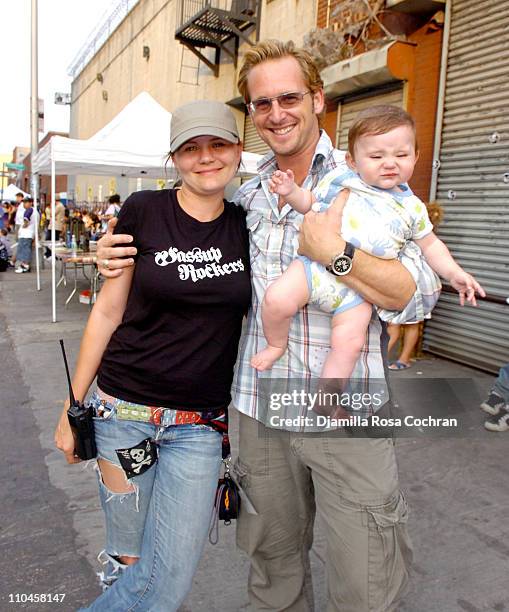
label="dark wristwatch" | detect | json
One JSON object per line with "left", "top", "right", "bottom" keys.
{"left": 326, "top": 242, "right": 355, "bottom": 276}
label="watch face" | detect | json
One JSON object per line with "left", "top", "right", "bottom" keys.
{"left": 332, "top": 255, "right": 352, "bottom": 276}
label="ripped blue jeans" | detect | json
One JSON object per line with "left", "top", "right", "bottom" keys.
{"left": 493, "top": 363, "right": 509, "bottom": 403}
{"left": 81, "top": 393, "right": 223, "bottom": 612}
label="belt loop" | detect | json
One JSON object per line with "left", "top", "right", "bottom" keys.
{"left": 152, "top": 407, "right": 163, "bottom": 426}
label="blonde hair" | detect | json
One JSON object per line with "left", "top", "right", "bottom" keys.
{"left": 237, "top": 39, "right": 324, "bottom": 102}
{"left": 348, "top": 105, "right": 418, "bottom": 156}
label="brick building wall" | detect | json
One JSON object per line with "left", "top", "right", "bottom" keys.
{"left": 317, "top": 0, "right": 381, "bottom": 30}
{"left": 406, "top": 23, "right": 443, "bottom": 201}
{"left": 315, "top": 1, "right": 443, "bottom": 201}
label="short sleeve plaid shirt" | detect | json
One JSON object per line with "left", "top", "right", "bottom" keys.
{"left": 232, "top": 131, "right": 441, "bottom": 421}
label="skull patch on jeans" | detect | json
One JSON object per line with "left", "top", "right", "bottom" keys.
{"left": 116, "top": 438, "right": 158, "bottom": 479}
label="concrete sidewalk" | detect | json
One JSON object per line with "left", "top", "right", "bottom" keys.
{"left": 0, "top": 265, "right": 507, "bottom": 612}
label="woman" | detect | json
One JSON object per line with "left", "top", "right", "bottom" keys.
{"left": 54, "top": 100, "right": 251, "bottom": 611}
{"left": 83, "top": 211, "right": 101, "bottom": 240}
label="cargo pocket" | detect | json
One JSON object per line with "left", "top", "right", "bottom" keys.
{"left": 232, "top": 457, "right": 292, "bottom": 559}
{"left": 232, "top": 458, "right": 251, "bottom": 553}
{"left": 367, "top": 492, "right": 413, "bottom": 611}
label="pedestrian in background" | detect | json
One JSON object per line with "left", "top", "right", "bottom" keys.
{"left": 7, "top": 202, "right": 17, "bottom": 232}
{"left": 44, "top": 195, "right": 66, "bottom": 259}
{"left": 83, "top": 211, "right": 101, "bottom": 240}
{"left": 0, "top": 228, "right": 12, "bottom": 271}
{"left": 103, "top": 194, "right": 121, "bottom": 219}
{"left": 15, "top": 197, "right": 35, "bottom": 273}
{"left": 483, "top": 363, "right": 509, "bottom": 432}
{"left": 13, "top": 192, "right": 25, "bottom": 240}
{"left": 0, "top": 228, "right": 13, "bottom": 256}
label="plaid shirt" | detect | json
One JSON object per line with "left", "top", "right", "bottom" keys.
{"left": 232, "top": 131, "right": 441, "bottom": 422}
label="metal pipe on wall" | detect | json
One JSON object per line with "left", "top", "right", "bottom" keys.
{"left": 51, "top": 155, "right": 56, "bottom": 323}
{"left": 31, "top": 0, "right": 41, "bottom": 291}
{"left": 429, "top": 0, "right": 452, "bottom": 203}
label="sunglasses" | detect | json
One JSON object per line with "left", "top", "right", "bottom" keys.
{"left": 247, "top": 91, "right": 312, "bottom": 115}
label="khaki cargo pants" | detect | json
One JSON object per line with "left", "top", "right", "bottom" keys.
{"left": 234, "top": 412, "right": 412, "bottom": 612}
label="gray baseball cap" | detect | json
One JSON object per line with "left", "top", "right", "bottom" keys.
{"left": 170, "top": 100, "right": 239, "bottom": 153}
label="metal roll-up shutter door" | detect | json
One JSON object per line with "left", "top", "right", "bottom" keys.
{"left": 243, "top": 114, "right": 271, "bottom": 156}
{"left": 423, "top": 0, "right": 509, "bottom": 373}
{"left": 337, "top": 86, "right": 404, "bottom": 150}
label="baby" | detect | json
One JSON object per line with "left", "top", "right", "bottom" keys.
{"left": 251, "top": 105, "right": 484, "bottom": 383}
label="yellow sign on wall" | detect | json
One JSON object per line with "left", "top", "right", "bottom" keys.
{"left": 87, "top": 186, "right": 93, "bottom": 201}
{"left": 109, "top": 179, "right": 116, "bottom": 195}
{"left": 156, "top": 179, "right": 166, "bottom": 190}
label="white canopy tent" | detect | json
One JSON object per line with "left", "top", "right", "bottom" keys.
{"left": 32, "top": 92, "right": 261, "bottom": 322}
{"left": 1, "top": 184, "right": 31, "bottom": 201}
{"left": 33, "top": 92, "right": 174, "bottom": 179}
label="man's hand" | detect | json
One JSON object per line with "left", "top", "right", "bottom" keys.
{"left": 298, "top": 189, "right": 349, "bottom": 265}
{"left": 54, "top": 403, "right": 81, "bottom": 464}
{"left": 96, "top": 217, "right": 136, "bottom": 278}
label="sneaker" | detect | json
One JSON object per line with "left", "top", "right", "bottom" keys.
{"left": 14, "top": 267, "right": 26, "bottom": 274}
{"left": 480, "top": 391, "right": 506, "bottom": 415}
{"left": 484, "top": 408, "right": 509, "bottom": 432}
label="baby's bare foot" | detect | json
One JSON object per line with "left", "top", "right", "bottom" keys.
{"left": 250, "top": 345, "right": 286, "bottom": 371}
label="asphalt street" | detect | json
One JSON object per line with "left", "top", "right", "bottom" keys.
{"left": 1, "top": 264, "right": 507, "bottom": 612}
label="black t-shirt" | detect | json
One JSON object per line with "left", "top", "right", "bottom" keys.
{"left": 97, "top": 189, "right": 251, "bottom": 411}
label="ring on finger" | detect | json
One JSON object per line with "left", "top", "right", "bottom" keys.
{"left": 102, "top": 258, "right": 110, "bottom": 269}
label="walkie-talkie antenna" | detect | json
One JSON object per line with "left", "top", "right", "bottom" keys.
{"left": 59, "top": 339, "right": 76, "bottom": 406}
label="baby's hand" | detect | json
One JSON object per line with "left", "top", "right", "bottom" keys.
{"left": 449, "top": 269, "right": 486, "bottom": 306}
{"left": 268, "top": 169, "right": 295, "bottom": 197}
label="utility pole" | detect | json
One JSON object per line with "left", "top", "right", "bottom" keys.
{"left": 31, "top": 0, "right": 41, "bottom": 290}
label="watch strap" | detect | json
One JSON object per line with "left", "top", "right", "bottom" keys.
{"left": 343, "top": 241, "right": 355, "bottom": 259}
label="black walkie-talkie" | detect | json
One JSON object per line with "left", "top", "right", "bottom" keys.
{"left": 59, "top": 339, "right": 97, "bottom": 460}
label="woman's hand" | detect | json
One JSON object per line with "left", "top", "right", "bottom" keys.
{"left": 55, "top": 402, "right": 81, "bottom": 464}
{"left": 97, "top": 218, "right": 137, "bottom": 278}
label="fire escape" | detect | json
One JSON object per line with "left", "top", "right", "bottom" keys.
{"left": 175, "top": 0, "right": 261, "bottom": 77}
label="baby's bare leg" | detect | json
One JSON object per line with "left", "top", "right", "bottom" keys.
{"left": 251, "top": 260, "right": 310, "bottom": 371}
{"left": 321, "top": 301, "right": 373, "bottom": 380}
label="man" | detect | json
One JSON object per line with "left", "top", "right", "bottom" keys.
{"left": 95, "top": 40, "right": 440, "bottom": 611}
{"left": 15, "top": 197, "right": 36, "bottom": 273}
{"left": 13, "top": 192, "right": 25, "bottom": 240}
{"left": 44, "top": 195, "right": 66, "bottom": 259}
